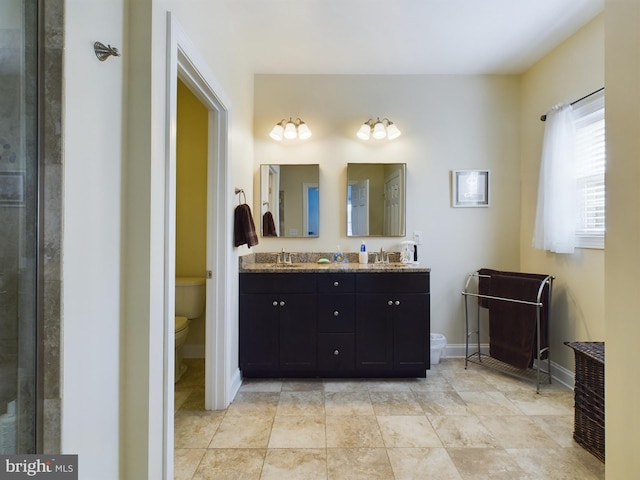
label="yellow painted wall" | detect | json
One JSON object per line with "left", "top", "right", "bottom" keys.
{"left": 176, "top": 79, "right": 208, "bottom": 278}
{"left": 176, "top": 79, "right": 208, "bottom": 351}
{"left": 520, "top": 15, "right": 605, "bottom": 371}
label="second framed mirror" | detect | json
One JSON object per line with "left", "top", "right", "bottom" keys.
{"left": 347, "top": 163, "right": 406, "bottom": 237}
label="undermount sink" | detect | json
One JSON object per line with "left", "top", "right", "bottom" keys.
{"left": 268, "top": 263, "right": 302, "bottom": 268}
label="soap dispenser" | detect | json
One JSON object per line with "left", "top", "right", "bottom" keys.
{"left": 333, "top": 245, "right": 344, "bottom": 263}
{"left": 359, "top": 241, "right": 368, "bottom": 264}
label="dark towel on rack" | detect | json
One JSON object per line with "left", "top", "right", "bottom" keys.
{"left": 477, "top": 268, "right": 498, "bottom": 308}
{"left": 262, "top": 211, "right": 278, "bottom": 237}
{"left": 488, "top": 273, "right": 545, "bottom": 369}
{"left": 234, "top": 204, "right": 259, "bottom": 248}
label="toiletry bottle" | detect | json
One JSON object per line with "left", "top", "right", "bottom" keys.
{"left": 359, "top": 241, "right": 368, "bottom": 264}
{"left": 333, "top": 245, "right": 344, "bottom": 263}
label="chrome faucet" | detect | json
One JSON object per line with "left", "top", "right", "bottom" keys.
{"left": 277, "top": 248, "right": 292, "bottom": 264}
{"left": 375, "top": 248, "right": 388, "bottom": 264}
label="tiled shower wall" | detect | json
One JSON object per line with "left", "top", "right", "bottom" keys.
{"left": 41, "top": 0, "right": 63, "bottom": 452}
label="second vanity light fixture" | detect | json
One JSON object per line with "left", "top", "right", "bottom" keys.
{"left": 357, "top": 117, "right": 401, "bottom": 141}
{"left": 269, "top": 117, "right": 312, "bottom": 141}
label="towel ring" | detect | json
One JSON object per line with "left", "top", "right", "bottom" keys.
{"left": 234, "top": 188, "right": 247, "bottom": 205}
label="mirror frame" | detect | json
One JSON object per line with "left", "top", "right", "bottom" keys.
{"left": 260, "top": 164, "right": 320, "bottom": 238}
{"left": 347, "top": 163, "right": 406, "bottom": 237}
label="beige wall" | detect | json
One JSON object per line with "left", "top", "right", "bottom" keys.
{"left": 604, "top": 0, "right": 640, "bottom": 475}
{"left": 520, "top": 16, "right": 605, "bottom": 371}
{"left": 254, "top": 74, "right": 522, "bottom": 344}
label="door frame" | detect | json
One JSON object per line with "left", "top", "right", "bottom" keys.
{"left": 165, "top": 12, "right": 231, "bottom": 477}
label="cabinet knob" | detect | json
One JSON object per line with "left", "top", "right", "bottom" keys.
{"left": 395, "top": 300, "right": 400, "bottom": 306}
{"left": 388, "top": 300, "right": 393, "bottom": 306}
{"left": 272, "top": 301, "right": 278, "bottom": 307}
{"left": 333, "top": 310, "right": 339, "bottom": 317}
{"left": 333, "top": 349, "right": 340, "bottom": 356}
{"left": 333, "top": 281, "right": 339, "bottom": 287}
{"left": 280, "top": 301, "right": 285, "bottom": 307}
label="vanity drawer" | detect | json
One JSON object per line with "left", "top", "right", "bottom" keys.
{"left": 240, "top": 273, "right": 316, "bottom": 293}
{"left": 317, "top": 295, "right": 355, "bottom": 333}
{"left": 356, "top": 272, "right": 429, "bottom": 293}
{"left": 317, "top": 333, "right": 355, "bottom": 372}
{"left": 317, "top": 273, "right": 355, "bottom": 293}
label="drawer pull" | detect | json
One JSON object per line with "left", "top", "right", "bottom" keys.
{"left": 333, "top": 281, "right": 340, "bottom": 287}
{"left": 333, "top": 311, "right": 339, "bottom": 317}
{"left": 333, "top": 349, "right": 340, "bottom": 356}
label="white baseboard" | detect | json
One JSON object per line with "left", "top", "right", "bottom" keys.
{"left": 442, "top": 343, "right": 574, "bottom": 389}
{"left": 229, "top": 368, "right": 243, "bottom": 404}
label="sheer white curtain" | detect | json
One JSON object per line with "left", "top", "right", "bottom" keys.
{"left": 533, "top": 103, "right": 577, "bottom": 254}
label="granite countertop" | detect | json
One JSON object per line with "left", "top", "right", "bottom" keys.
{"left": 240, "top": 252, "right": 430, "bottom": 273}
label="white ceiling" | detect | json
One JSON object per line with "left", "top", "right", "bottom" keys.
{"left": 224, "top": 0, "right": 604, "bottom": 74}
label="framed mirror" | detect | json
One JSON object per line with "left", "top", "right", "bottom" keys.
{"left": 347, "top": 163, "right": 406, "bottom": 237}
{"left": 260, "top": 164, "right": 319, "bottom": 237}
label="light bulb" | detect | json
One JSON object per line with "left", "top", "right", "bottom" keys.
{"left": 357, "top": 123, "right": 371, "bottom": 140}
{"left": 372, "top": 121, "right": 386, "bottom": 139}
{"left": 283, "top": 121, "right": 297, "bottom": 139}
{"left": 386, "top": 122, "right": 401, "bottom": 140}
{"left": 269, "top": 123, "right": 284, "bottom": 141}
{"left": 297, "top": 122, "right": 312, "bottom": 139}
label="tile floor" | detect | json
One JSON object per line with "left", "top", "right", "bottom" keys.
{"left": 174, "top": 358, "right": 605, "bottom": 480}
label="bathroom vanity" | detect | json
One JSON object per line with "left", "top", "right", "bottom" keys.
{"left": 239, "top": 257, "right": 430, "bottom": 378}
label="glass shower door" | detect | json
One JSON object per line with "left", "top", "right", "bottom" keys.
{"left": 0, "top": 0, "right": 38, "bottom": 453}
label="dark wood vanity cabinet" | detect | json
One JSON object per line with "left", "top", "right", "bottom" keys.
{"left": 239, "top": 273, "right": 317, "bottom": 376}
{"left": 239, "top": 270, "right": 430, "bottom": 378}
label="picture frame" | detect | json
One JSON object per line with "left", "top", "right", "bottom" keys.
{"left": 0, "top": 172, "right": 25, "bottom": 206}
{"left": 452, "top": 169, "right": 489, "bottom": 207}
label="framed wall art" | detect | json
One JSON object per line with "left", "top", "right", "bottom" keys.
{"left": 451, "top": 170, "right": 489, "bottom": 207}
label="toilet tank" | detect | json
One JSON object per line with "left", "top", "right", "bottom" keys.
{"left": 175, "top": 277, "right": 206, "bottom": 319}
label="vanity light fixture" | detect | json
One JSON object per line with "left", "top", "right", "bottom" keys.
{"left": 357, "top": 117, "right": 401, "bottom": 141}
{"left": 269, "top": 117, "right": 312, "bottom": 141}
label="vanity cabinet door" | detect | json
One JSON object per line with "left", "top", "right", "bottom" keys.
{"left": 355, "top": 294, "right": 394, "bottom": 373}
{"left": 279, "top": 293, "right": 317, "bottom": 371}
{"left": 392, "top": 293, "right": 430, "bottom": 373}
{"left": 355, "top": 272, "right": 430, "bottom": 377}
{"left": 239, "top": 293, "right": 279, "bottom": 374}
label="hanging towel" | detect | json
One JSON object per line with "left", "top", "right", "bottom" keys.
{"left": 262, "top": 211, "right": 278, "bottom": 237}
{"left": 488, "top": 273, "right": 547, "bottom": 369}
{"left": 234, "top": 203, "right": 259, "bottom": 248}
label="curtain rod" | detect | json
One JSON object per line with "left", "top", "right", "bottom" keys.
{"left": 540, "top": 87, "right": 605, "bottom": 121}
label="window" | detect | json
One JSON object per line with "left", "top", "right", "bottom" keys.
{"left": 573, "top": 90, "right": 605, "bottom": 248}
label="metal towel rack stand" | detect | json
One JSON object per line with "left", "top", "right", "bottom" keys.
{"left": 461, "top": 270, "right": 554, "bottom": 393}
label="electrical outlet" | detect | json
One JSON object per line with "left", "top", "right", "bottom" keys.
{"left": 413, "top": 231, "right": 423, "bottom": 245}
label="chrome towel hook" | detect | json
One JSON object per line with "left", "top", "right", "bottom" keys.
{"left": 94, "top": 42, "right": 120, "bottom": 61}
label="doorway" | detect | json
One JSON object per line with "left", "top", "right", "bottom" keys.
{"left": 165, "top": 13, "right": 233, "bottom": 477}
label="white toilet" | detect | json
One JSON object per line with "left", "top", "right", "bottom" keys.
{"left": 175, "top": 277, "right": 206, "bottom": 382}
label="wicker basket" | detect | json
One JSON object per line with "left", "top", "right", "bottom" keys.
{"left": 565, "top": 341, "right": 605, "bottom": 463}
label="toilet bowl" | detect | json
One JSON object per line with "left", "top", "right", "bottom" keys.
{"left": 174, "top": 277, "right": 206, "bottom": 382}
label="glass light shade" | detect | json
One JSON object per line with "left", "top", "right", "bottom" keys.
{"left": 372, "top": 121, "right": 386, "bottom": 139}
{"left": 283, "top": 121, "right": 297, "bottom": 139}
{"left": 297, "top": 122, "right": 312, "bottom": 139}
{"left": 357, "top": 123, "right": 371, "bottom": 140}
{"left": 386, "top": 122, "right": 401, "bottom": 140}
{"left": 269, "top": 123, "right": 284, "bottom": 141}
